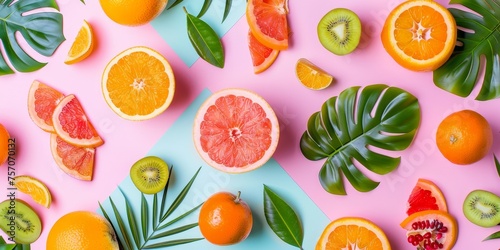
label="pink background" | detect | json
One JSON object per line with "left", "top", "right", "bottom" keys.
{"left": 1, "top": 0, "right": 500, "bottom": 249}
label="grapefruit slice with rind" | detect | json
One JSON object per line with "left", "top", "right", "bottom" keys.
{"left": 14, "top": 175, "right": 52, "bottom": 208}
{"left": 27, "top": 80, "right": 65, "bottom": 132}
{"left": 246, "top": 0, "right": 289, "bottom": 50}
{"left": 50, "top": 133, "right": 95, "bottom": 181}
{"left": 407, "top": 178, "right": 448, "bottom": 216}
{"left": 52, "top": 94, "right": 104, "bottom": 148}
{"left": 193, "top": 88, "right": 280, "bottom": 173}
{"left": 248, "top": 30, "right": 279, "bottom": 74}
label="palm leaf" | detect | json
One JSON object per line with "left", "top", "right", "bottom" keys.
{"left": 167, "top": 0, "right": 184, "bottom": 10}
{"left": 142, "top": 238, "right": 204, "bottom": 249}
{"left": 151, "top": 223, "right": 199, "bottom": 239}
{"left": 119, "top": 188, "right": 141, "bottom": 248}
{"left": 222, "top": 0, "right": 233, "bottom": 22}
{"left": 160, "top": 166, "right": 174, "bottom": 218}
{"left": 141, "top": 194, "right": 148, "bottom": 241}
{"left": 433, "top": 0, "right": 500, "bottom": 101}
{"left": 161, "top": 167, "right": 201, "bottom": 222}
{"left": 197, "top": 0, "right": 213, "bottom": 18}
{"left": 109, "top": 197, "right": 134, "bottom": 250}
{"left": 157, "top": 203, "right": 203, "bottom": 231}
{"left": 300, "top": 84, "right": 421, "bottom": 195}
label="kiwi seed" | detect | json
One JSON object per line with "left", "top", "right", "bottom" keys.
{"left": 463, "top": 189, "right": 500, "bottom": 228}
{"left": 130, "top": 156, "right": 169, "bottom": 194}
{"left": 317, "top": 8, "right": 362, "bottom": 55}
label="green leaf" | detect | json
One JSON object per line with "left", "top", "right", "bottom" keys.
{"left": 263, "top": 185, "right": 303, "bottom": 249}
{"left": 142, "top": 238, "right": 204, "bottom": 249}
{"left": 119, "top": 188, "right": 141, "bottom": 248}
{"left": 222, "top": 0, "right": 233, "bottom": 23}
{"left": 157, "top": 203, "right": 203, "bottom": 231}
{"left": 495, "top": 154, "right": 500, "bottom": 178}
{"left": 160, "top": 166, "right": 174, "bottom": 218}
{"left": 0, "top": 0, "right": 65, "bottom": 75}
{"left": 161, "top": 167, "right": 202, "bottom": 222}
{"left": 300, "top": 84, "right": 421, "bottom": 195}
{"left": 197, "top": 0, "right": 213, "bottom": 18}
{"left": 141, "top": 194, "right": 148, "bottom": 241}
{"left": 184, "top": 7, "right": 225, "bottom": 68}
{"left": 167, "top": 0, "right": 184, "bottom": 10}
{"left": 0, "top": 237, "right": 29, "bottom": 250}
{"left": 153, "top": 193, "right": 159, "bottom": 230}
{"left": 433, "top": 0, "right": 500, "bottom": 101}
{"left": 484, "top": 230, "right": 500, "bottom": 241}
{"left": 109, "top": 197, "right": 133, "bottom": 250}
{"left": 80, "top": 0, "right": 85, "bottom": 3}
{"left": 151, "top": 223, "right": 199, "bottom": 239}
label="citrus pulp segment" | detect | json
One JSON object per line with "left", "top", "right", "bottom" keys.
{"left": 295, "top": 58, "right": 333, "bottom": 90}
{"left": 193, "top": 88, "right": 280, "bottom": 173}
{"left": 65, "top": 20, "right": 95, "bottom": 65}
{"left": 52, "top": 94, "right": 103, "bottom": 147}
{"left": 14, "top": 175, "right": 52, "bottom": 208}
{"left": 407, "top": 178, "right": 448, "bottom": 215}
{"left": 27, "top": 80, "right": 65, "bottom": 132}
{"left": 246, "top": 0, "right": 289, "bottom": 50}
{"left": 50, "top": 133, "right": 95, "bottom": 181}
{"left": 381, "top": 0, "right": 457, "bottom": 71}
{"left": 102, "top": 46, "right": 175, "bottom": 121}
{"left": 315, "top": 217, "right": 392, "bottom": 250}
{"left": 248, "top": 30, "right": 280, "bottom": 74}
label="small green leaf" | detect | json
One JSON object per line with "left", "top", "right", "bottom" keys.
{"left": 158, "top": 203, "right": 203, "bottom": 231}
{"left": 142, "top": 238, "right": 204, "bottom": 249}
{"left": 167, "top": 0, "right": 184, "bottom": 10}
{"left": 222, "top": 0, "right": 232, "bottom": 23}
{"left": 109, "top": 197, "right": 133, "bottom": 250}
{"left": 483, "top": 230, "right": 500, "bottom": 241}
{"left": 197, "top": 0, "right": 213, "bottom": 18}
{"left": 151, "top": 223, "right": 199, "bottom": 239}
{"left": 0, "top": 236, "right": 28, "bottom": 250}
{"left": 263, "top": 185, "right": 304, "bottom": 249}
{"left": 80, "top": 0, "right": 85, "bottom": 3}
{"left": 153, "top": 193, "right": 159, "bottom": 229}
{"left": 119, "top": 188, "right": 141, "bottom": 248}
{"left": 161, "top": 167, "right": 202, "bottom": 222}
{"left": 141, "top": 194, "right": 149, "bottom": 242}
{"left": 160, "top": 166, "right": 174, "bottom": 217}
{"left": 184, "top": 7, "right": 225, "bottom": 68}
{"left": 495, "top": 154, "right": 500, "bottom": 178}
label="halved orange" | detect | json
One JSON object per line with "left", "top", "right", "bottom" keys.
{"left": 248, "top": 30, "right": 279, "bottom": 74}
{"left": 316, "top": 217, "right": 392, "bottom": 250}
{"left": 65, "top": 20, "right": 95, "bottom": 65}
{"left": 27, "top": 80, "right": 65, "bottom": 132}
{"left": 381, "top": 0, "right": 457, "bottom": 71}
{"left": 102, "top": 46, "right": 175, "bottom": 121}
{"left": 50, "top": 134, "right": 95, "bottom": 181}
{"left": 407, "top": 178, "right": 448, "bottom": 215}
{"left": 246, "top": 0, "right": 289, "bottom": 50}
{"left": 295, "top": 58, "right": 334, "bottom": 90}
{"left": 52, "top": 94, "right": 104, "bottom": 148}
{"left": 15, "top": 175, "right": 52, "bottom": 208}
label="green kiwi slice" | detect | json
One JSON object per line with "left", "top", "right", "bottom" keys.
{"left": 317, "top": 8, "right": 362, "bottom": 55}
{"left": 130, "top": 156, "right": 169, "bottom": 194}
{"left": 463, "top": 189, "right": 500, "bottom": 227}
{"left": 0, "top": 199, "right": 42, "bottom": 244}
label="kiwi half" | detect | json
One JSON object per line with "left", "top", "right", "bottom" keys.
{"left": 130, "top": 156, "right": 169, "bottom": 194}
{"left": 463, "top": 189, "right": 500, "bottom": 227}
{"left": 317, "top": 8, "right": 362, "bottom": 55}
{"left": 0, "top": 199, "right": 42, "bottom": 244}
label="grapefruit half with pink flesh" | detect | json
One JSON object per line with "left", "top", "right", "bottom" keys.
{"left": 407, "top": 178, "right": 448, "bottom": 216}
{"left": 193, "top": 88, "right": 280, "bottom": 173}
{"left": 50, "top": 134, "right": 95, "bottom": 181}
{"left": 52, "top": 94, "right": 104, "bottom": 148}
{"left": 27, "top": 80, "right": 65, "bottom": 132}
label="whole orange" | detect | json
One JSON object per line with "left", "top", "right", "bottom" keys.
{"left": 0, "top": 123, "right": 10, "bottom": 166}
{"left": 199, "top": 191, "right": 253, "bottom": 245}
{"left": 46, "top": 211, "right": 119, "bottom": 250}
{"left": 99, "top": 0, "right": 168, "bottom": 26}
{"left": 436, "top": 110, "right": 493, "bottom": 165}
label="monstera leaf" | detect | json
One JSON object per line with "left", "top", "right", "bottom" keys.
{"left": 0, "top": 0, "right": 65, "bottom": 76}
{"left": 433, "top": 0, "right": 500, "bottom": 101}
{"left": 300, "top": 84, "right": 420, "bottom": 195}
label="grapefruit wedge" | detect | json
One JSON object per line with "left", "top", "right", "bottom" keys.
{"left": 50, "top": 134, "right": 95, "bottom": 181}
{"left": 52, "top": 94, "right": 104, "bottom": 148}
{"left": 407, "top": 178, "right": 448, "bottom": 216}
{"left": 247, "top": 0, "right": 289, "bottom": 50}
{"left": 248, "top": 30, "right": 279, "bottom": 74}
{"left": 27, "top": 80, "right": 65, "bottom": 132}
{"left": 193, "top": 88, "right": 280, "bottom": 173}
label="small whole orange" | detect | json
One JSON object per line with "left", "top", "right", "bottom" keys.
{"left": 0, "top": 123, "right": 10, "bottom": 166}
{"left": 199, "top": 191, "right": 253, "bottom": 245}
{"left": 99, "top": 0, "right": 168, "bottom": 26}
{"left": 46, "top": 211, "right": 119, "bottom": 250}
{"left": 436, "top": 110, "right": 493, "bottom": 165}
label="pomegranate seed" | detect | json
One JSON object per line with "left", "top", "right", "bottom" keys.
{"left": 436, "top": 222, "right": 443, "bottom": 230}
{"left": 426, "top": 220, "right": 431, "bottom": 229}
{"left": 439, "top": 226, "right": 448, "bottom": 233}
{"left": 408, "top": 235, "right": 415, "bottom": 243}
{"left": 430, "top": 220, "right": 436, "bottom": 229}
{"left": 438, "top": 243, "right": 444, "bottom": 249}
{"left": 416, "top": 234, "right": 423, "bottom": 242}
{"left": 423, "top": 232, "right": 432, "bottom": 238}
{"left": 425, "top": 246, "right": 433, "bottom": 250}
{"left": 431, "top": 241, "right": 439, "bottom": 249}
{"left": 412, "top": 240, "right": 419, "bottom": 246}
{"left": 436, "top": 233, "right": 443, "bottom": 240}
{"left": 412, "top": 222, "right": 419, "bottom": 230}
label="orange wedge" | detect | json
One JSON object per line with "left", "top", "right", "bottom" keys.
{"left": 381, "top": 0, "right": 457, "bottom": 71}
{"left": 248, "top": 30, "right": 279, "bottom": 74}
{"left": 102, "top": 46, "right": 175, "bottom": 121}
{"left": 15, "top": 175, "right": 52, "bottom": 208}
{"left": 65, "top": 20, "right": 95, "bottom": 65}
{"left": 295, "top": 58, "right": 333, "bottom": 90}
{"left": 246, "top": 0, "right": 289, "bottom": 50}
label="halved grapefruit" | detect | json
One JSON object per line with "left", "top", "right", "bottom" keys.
{"left": 50, "top": 134, "right": 95, "bottom": 181}
{"left": 248, "top": 30, "right": 279, "bottom": 74}
{"left": 52, "top": 94, "right": 104, "bottom": 147}
{"left": 407, "top": 178, "right": 448, "bottom": 216}
{"left": 193, "top": 88, "right": 280, "bottom": 173}
{"left": 246, "top": 0, "right": 289, "bottom": 50}
{"left": 27, "top": 80, "right": 65, "bottom": 132}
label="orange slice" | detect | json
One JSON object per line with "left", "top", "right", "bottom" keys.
{"left": 27, "top": 80, "right": 65, "bottom": 132}
{"left": 246, "top": 0, "right": 289, "bottom": 50}
{"left": 65, "top": 20, "right": 95, "bottom": 65}
{"left": 15, "top": 175, "right": 52, "bottom": 208}
{"left": 248, "top": 30, "right": 279, "bottom": 74}
{"left": 381, "top": 0, "right": 457, "bottom": 71}
{"left": 102, "top": 46, "right": 175, "bottom": 121}
{"left": 50, "top": 134, "right": 95, "bottom": 181}
{"left": 316, "top": 217, "right": 392, "bottom": 250}
{"left": 295, "top": 58, "right": 334, "bottom": 90}
{"left": 52, "top": 94, "right": 104, "bottom": 148}
{"left": 407, "top": 178, "right": 448, "bottom": 215}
